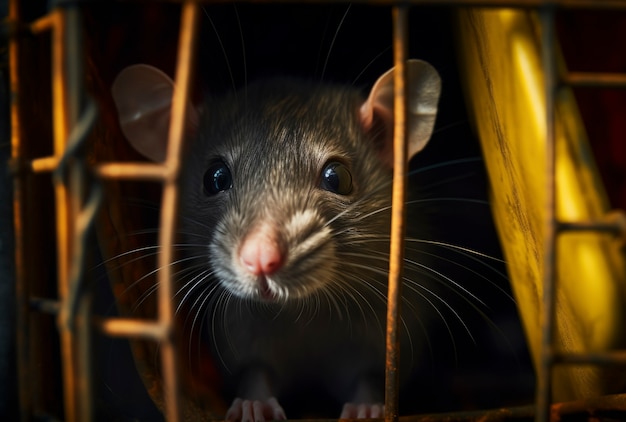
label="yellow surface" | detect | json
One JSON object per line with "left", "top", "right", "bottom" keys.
{"left": 455, "top": 9, "right": 626, "bottom": 401}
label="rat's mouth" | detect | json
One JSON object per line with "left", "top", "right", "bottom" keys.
{"left": 257, "top": 276, "right": 278, "bottom": 302}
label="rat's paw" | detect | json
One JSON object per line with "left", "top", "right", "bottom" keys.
{"left": 340, "top": 402, "right": 384, "bottom": 419}
{"left": 225, "top": 397, "right": 286, "bottom": 422}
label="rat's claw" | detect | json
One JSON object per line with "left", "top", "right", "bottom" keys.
{"left": 225, "top": 398, "right": 243, "bottom": 422}
{"left": 340, "top": 402, "right": 384, "bottom": 419}
{"left": 225, "top": 397, "right": 286, "bottom": 422}
{"left": 266, "top": 397, "right": 287, "bottom": 420}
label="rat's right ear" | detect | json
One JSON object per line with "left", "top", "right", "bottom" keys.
{"left": 359, "top": 59, "right": 441, "bottom": 168}
{"left": 111, "top": 64, "right": 199, "bottom": 162}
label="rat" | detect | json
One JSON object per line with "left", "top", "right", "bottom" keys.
{"left": 111, "top": 59, "right": 441, "bottom": 421}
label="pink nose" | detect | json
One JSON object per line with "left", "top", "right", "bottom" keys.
{"left": 239, "top": 224, "right": 285, "bottom": 276}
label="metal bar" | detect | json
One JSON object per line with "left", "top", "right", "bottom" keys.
{"left": 96, "top": 162, "right": 170, "bottom": 181}
{"left": 271, "top": 393, "right": 626, "bottom": 421}
{"left": 554, "top": 352, "right": 626, "bottom": 366}
{"left": 50, "top": 5, "right": 94, "bottom": 421}
{"left": 385, "top": 6, "right": 409, "bottom": 422}
{"left": 564, "top": 72, "right": 626, "bottom": 88}
{"left": 50, "top": 7, "right": 79, "bottom": 422}
{"left": 177, "top": 0, "right": 626, "bottom": 9}
{"left": 66, "top": 7, "right": 93, "bottom": 420}
{"left": 29, "top": 14, "right": 54, "bottom": 35}
{"left": 96, "top": 318, "right": 169, "bottom": 341}
{"left": 536, "top": 6, "right": 557, "bottom": 422}
{"left": 558, "top": 219, "right": 625, "bottom": 236}
{"left": 30, "top": 156, "right": 60, "bottom": 173}
{"left": 76, "top": 286, "right": 94, "bottom": 422}
{"left": 156, "top": 3, "right": 200, "bottom": 422}
{"left": 8, "top": 0, "right": 32, "bottom": 420}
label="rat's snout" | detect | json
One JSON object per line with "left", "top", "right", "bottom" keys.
{"left": 239, "top": 223, "right": 286, "bottom": 277}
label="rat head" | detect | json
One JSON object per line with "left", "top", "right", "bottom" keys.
{"left": 112, "top": 60, "right": 441, "bottom": 304}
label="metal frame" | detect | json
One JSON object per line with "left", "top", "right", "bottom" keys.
{"left": 7, "top": 1, "right": 626, "bottom": 421}
{"left": 10, "top": 2, "right": 201, "bottom": 421}
{"left": 538, "top": 7, "right": 626, "bottom": 422}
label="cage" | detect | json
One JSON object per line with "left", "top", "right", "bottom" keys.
{"left": 2, "top": 1, "right": 626, "bottom": 421}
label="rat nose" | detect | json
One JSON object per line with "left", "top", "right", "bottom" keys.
{"left": 239, "top": 223, "right": 285, "bottom": 276}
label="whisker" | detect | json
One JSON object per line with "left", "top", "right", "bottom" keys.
{"left": 95, "top": 243, "right": 206, "bottom": 274}
{"left": 202, "top": 6, "right": 237, "bottom": 97}
{"left": 340, "top": 248, "right": 491, "bottom": 344}
{"left": 184, "top": 281, "right": 221, "bottom": 373}
{"left": 406, "top": 238, "right": 505, "bottom": 263}
{"left": 111, "top": 255, "right": 208, "bottom": 314}
{"left": 327, "top": 158, "right": 489, "bottom": 231}
{"left": 351, "top": 46, "right": 392, "bottom": 86}
{"left": 336, "top": 261, "right": 394, "bottom": 329}
{"left": 405, "top": 264, "right": 523, "bottom": 362}
{"left": 321, "top": 284, "right": 346, "bottom": 321}
{"left": 405, "top": 258, "right": 486, "bottom": 308}
{"left": 411, "top": 174, "right": 482, "bottom": 194}
{"left": 339, "top": 252, "right": 455, "bottom": 363}
{"left": 94, "top": 245, "right": 159, "bottom": 270}
{"left": 430, "top": 119, "right": 469, "bottom": 136}
{"left": 404, "top": 247, "right": 512, "bottom": 301}
{"left": 175, "top": 267, "right": 215, "bottom": 315}
{"left": 408, "top": 157, "right": 482, "bottom": 177}
{"left": 233, "top": 5, "right": 247, "bottom": 102}
{"left": 208, "top": 288, "right": 234, "bottom": 374}
{"left": 132, "top": 261, "right": 204, "bottom": 313}
{"left": 337, "top": 278, "right": 379, "bottom": 333}
{"left": 320, "top": 4, "right": 352, "bottom": 81}
{"left": 401, "top": 277, "right": 463, "bottom": 361}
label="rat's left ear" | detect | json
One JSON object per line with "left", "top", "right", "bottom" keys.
{"left": 111, "top": 64, "right": 199, "bottom": 162}
{"left": 359, "top": 59, "right": 441, "bottom": 167}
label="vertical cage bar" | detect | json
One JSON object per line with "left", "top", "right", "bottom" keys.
{"left": 64, "top": 6, "right": 94, "bottom": 421}
{"left": 536, "top": 7, "right": 556, "bottom": 422}
{"left": 385, "top": 5, "right": 409, "bottom": 422}
{"left": 52, "top": 7, "right": 76, "bottom": 420}
{"left": 157, "top": 3, "right": 200, "bottom": 421}
{"left": 9, "top": 0, "right": 31, "bottom": 420}
{"left": 51, "top": 5, "right": 87, "bottom": 421}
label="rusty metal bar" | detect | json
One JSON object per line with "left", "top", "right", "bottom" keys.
{"left": 554, "top": 351, "right": 626, "bottom": 366}
{"left": 283, "top": 393, "right": 626, "bottom": 422}
{"left": 96, "top": 318, "right": 169, "bottom": 341}
{"left": 153, "top": 3, "right": 200, "bottom": 422}
{"left": 75, "top": 286, "right": 94, "bottom": 422}
{"left": 385, "top": 5, "right": 409, "bottom": 422}
{"left": 536, "top": 6, "right": 557, "bottom": 422}
{"left": 96, "top": 162, "right": 170, "bottom": 181}
{"left": 558, "top": 218, "right": 626, "bottom": 236}
{"left": 29, "top": 13, "right": 54, "bottom": 35}
{"left": 67, "top": 178, "right": 99, "bottom": 421}
{"left": 50, "top": 6, "right": 81, "bottom": 421}
{"left": 564, "top": 72, "right": 626, "bottom": 88}
{"left": 30, "top": 156, "right": 60, "bottom": 173}
{"left": 201, "top": 0, "right": 626, "bottom": 9}
{"left": 8, "top": 0, "right": 32, "bottom": 420}
{"left": 66, "top": 7, "right": 93, "bottom": 419}
{"left": 49, "top": 4, "right": 98, "bottom": 421}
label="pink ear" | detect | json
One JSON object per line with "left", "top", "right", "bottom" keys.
{"left": 111, "top": 64, "right": 199, "bottom": 162}
{"left": 360, "top": 59, "right": 441, "bottom": 167}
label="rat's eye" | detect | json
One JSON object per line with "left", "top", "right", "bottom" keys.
{"left": 204, "top": 161, "right": 232, "bottom": 195}
{"left": 320, "top": 161, "right": 352, "bottom": 195}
